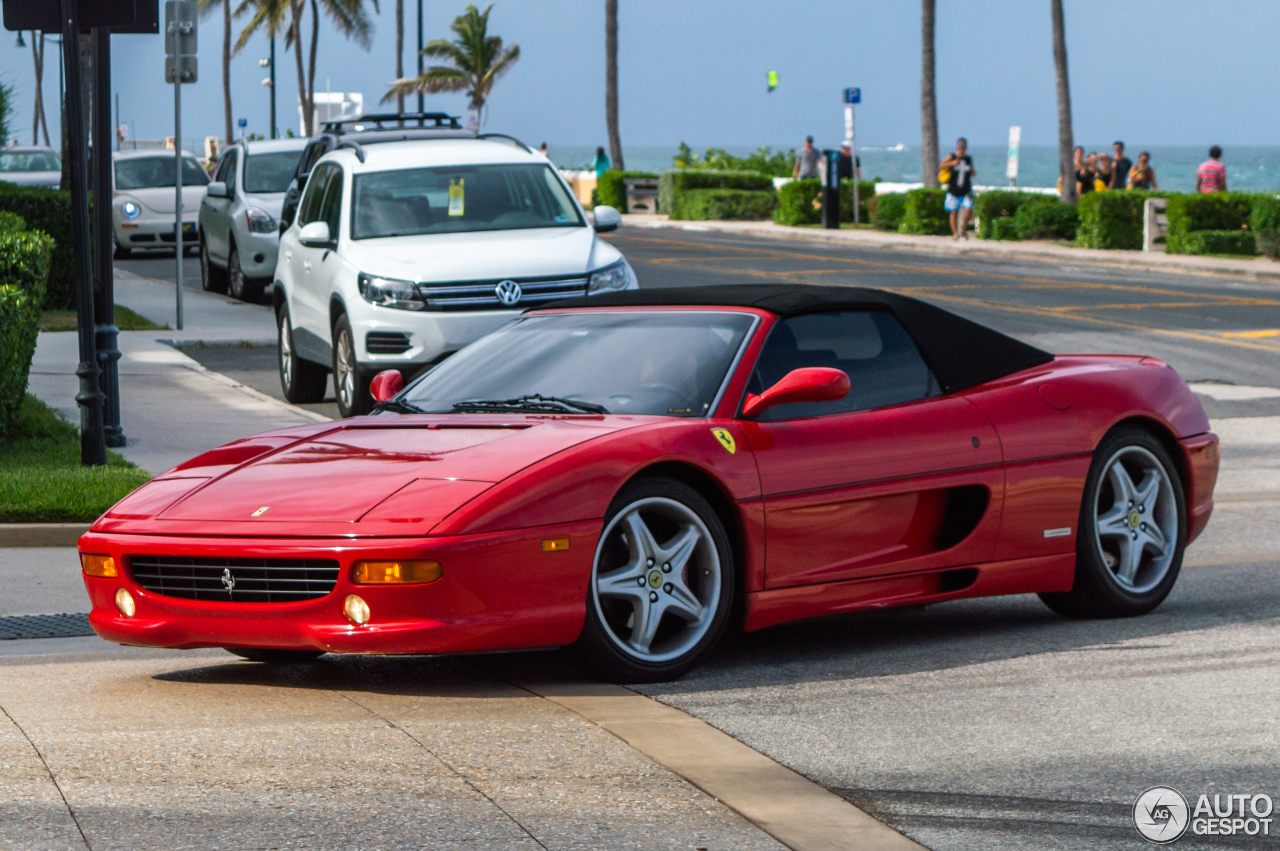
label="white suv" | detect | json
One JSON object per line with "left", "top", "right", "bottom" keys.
{"left": 273, "top": 136, "right": 638, "bottom": 416}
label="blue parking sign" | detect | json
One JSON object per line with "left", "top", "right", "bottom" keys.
{"left": 843, "top": 87, "right": 861, "bottom": 104}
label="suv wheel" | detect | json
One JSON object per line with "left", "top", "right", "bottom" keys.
{"left": 227, "top": 242, "right": 262, "bottom": 303}
{"left": 277, "top": 303, "right": 328, "bottom": 403}
{"left": 199, "top": 235, "right": 228, "bottom": 294}
{"left": 332, "top": 313, "right": 373, "bottom": 417}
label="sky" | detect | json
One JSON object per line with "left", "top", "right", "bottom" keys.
{"left": 0, "top": 0, "right": 1277, "bottom": 154}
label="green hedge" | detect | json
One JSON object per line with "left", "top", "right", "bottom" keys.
{"left": 0, "top": 183, "right": 71, "bottom": 309}
{"left": 1252, "top": 196, "right": 1280, "bottom": 259}
{"left": 1165, "top": 193, "right": 1255, "bottom": 254}
{"left": 772, "top": 179, "right": 821, "bottom": 226}
{"left": 1076, "top": 190, "right": 1157, "bottom": 250}
{"left": 594, "top": 170, "right": 657, "bottom": 214}
{"left": 0, "top": 211, "right": 26, "bottom": 235}
{"left": 0, "top": 227, "right": 54, "bottom": 439}
{"left": 1178, "top": 229, "right": 1257, "bottom": 256}
{"left": 989, "top": 217, "right": 1020, "bottom": 240}
{"left": 678, "top": 188, "right": 777, "bottom": 221}
{"left": 1013, "top": 200, "right": 1079, "bottom": 241}
{"left": 898, "top": 188, "right": 949, "bottom": 236}
{"left": 660, "top": 169, "right": 774, "bottom": 220}
{"left": 873, "top": 193, "right": 906, "bottom": 231}
{"left": 974, "top": 191, "right": 1043, "bottom": 239}
{"left": 840, "top": 179, "right": 877, "bottom": 224}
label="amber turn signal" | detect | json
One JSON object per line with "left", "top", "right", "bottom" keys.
{"left": 351, "top": 559, "right": 442, "bottom": 585}
{"left": 541, "top": 537, "right": 570, "bottom": 553}
{"left": 81, "top": 554, "right": 117, "bottom": 578}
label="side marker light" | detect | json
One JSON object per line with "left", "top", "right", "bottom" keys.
{"left": 542, "top": 537, "right": 570, "bottom": 553}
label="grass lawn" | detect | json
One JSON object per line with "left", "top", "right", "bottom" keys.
{"left": 0, "top": 394, "right": 151, "bottom": 523}
{"left": 40, "top": 305, "right": 168, "bottom": 332}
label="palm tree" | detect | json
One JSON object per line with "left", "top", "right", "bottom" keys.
{"left": 198, "top": 0, "right": 235, "bottom": 144}
{"left": 1051, "top": 0, "right": 1076, "bottom": 203}
{"left": 29, "top": 32, "right": 49, "bottom": 146}
{"left": 395, "top": 0, "right": 404, "bottom": 114}
{"left": 919, "top": 0, "right": 938, "bottom": 188}
{"left": 605, "top": 0, "right": 623, "bottom": 170}
{"left": 384, "top": 2, "right": 519, "bottom": 117}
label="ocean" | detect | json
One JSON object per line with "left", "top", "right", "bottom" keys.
{"left": 547, "top": 144, "right": 1280, "bottom": 195}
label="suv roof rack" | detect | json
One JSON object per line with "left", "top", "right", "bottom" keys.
{"left": 475, "top": 133, "right": 533, "bottom": 153}
{"left": 322, "top": 113, "right": 462, "bottom": 133}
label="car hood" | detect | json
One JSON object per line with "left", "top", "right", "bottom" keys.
{"left": 92, "top": 415, "right": 637, "bottom": 537}
{"left": 118, "top": 186, "right": 207, "bottom": 216}
{"left": 341, "top": 226, "right": 605, "bottom": 282}
{"left": 1, "top": 172, "right": 60, "bottom": 188}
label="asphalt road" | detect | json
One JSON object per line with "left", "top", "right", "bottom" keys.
{"left": 115, "top": 227, "right": 1280, "bottom": 849}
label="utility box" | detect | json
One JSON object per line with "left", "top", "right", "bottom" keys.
{"left": 821, "top": 149, "right": 841, "bottom": 229}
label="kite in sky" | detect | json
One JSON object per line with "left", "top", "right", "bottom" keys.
{"left": 767, "top": 70, "right": 778, "bottom": 92}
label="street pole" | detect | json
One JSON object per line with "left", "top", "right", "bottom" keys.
{"left": 269, "top": 36, "right": 276, "bottom": 138}
{"left": 114, "top": 91, "right": 120, "bottom": 150}
{"left": 416, "top": 0, "right": 424, "bottom": 113}
{"left": 93, "top": 26, "right": 124, "bottom": 447}
{"left": 174, "top": 67, "right": 183, "bottom": 330}
{"left": 60, "top": 0, "right": 106, "bottom": 466}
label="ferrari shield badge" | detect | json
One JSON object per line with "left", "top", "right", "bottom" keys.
{"left": 711, "top": 428, "right": 736, "bottom": 454}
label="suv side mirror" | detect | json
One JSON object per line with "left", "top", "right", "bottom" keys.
{"left": 593, "top": 205, "right": 622, "bottom": 233}
{"left": 369, "top": 369, "right": 404, "bottom": 403}
{"left": 741, "top": 367, "right": 850, "bottom": 419}
{"left": 298, "top": 221, "right": 331, "bottom": 247}
{"left": 206, "top": 181, "right": 228, "bottom": 198}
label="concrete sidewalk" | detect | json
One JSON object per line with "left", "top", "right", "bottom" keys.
{"left": 622, "top": 215, "right": 1280, "bottom": 283}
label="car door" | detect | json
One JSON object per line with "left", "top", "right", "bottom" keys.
{"left": 739, "top": 310, "right": 1005, "bottom": 589}
{"left": 202, "top": 148, "right": 237, "bottom": 263}
{"left": 290, "top": 162, "right": 342, "bottom": 357}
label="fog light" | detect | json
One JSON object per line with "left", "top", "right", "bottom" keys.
{"left": 81, "top": 553, "right": 117, "bottom": 578}
{"left": 115, "top": 588, "right": 136, "bottom": 617}
{"left": 352, "top": 560, "right": 441, "bottom": 585}
{"left": 343, "top": 594, "right": 370, "bottom": 626}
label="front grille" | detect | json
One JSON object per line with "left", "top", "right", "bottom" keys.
{"left": 366, "top": 331, "right": 412, "bottom": 354}
{"left": 416, "top": 275, "right": 589, "bottom": 311}
{"left": 129, "top": 555, "right": 340, "bottom": 603}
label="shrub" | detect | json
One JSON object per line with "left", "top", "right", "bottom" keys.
{"left": 772, "top": 179, "right": 821, "bottom": 226}
{"left": 840, "top": 179, "right": 877, "bottom": 224}
{"left": 0, "top": 211, "right": 26, "bottom": 235}
{"left": 673, "top": 142, "right": 794, "bottom": 177}
{"left": 898, "top": 188, "right": 949, "bottom": 236}
{"left": 975, "top": 191, "right": 1043, "bottom": 239}
{"left": 1166, "top": 193, "right": 1255, "bottom": 254}
{"left": 1076, "top": 190, "right": 1156, "bottom": 250}
{"left": 873, "top": 193, "right": 906, "bottom": 231}
{"left": 0, "top": 285, "right": 40, "bottom": 438}
{"left": 678, "top": 188, "right": 777, "bottom": 221}
{"left": 1013, "top": 200, "right": 1079, "bottom": 241}
{"left": 594, "top": 170, "right": 657, "bottom": 214}
{"left": 0, "top": 229, "right": 55, "bottom": 303}
{"left": 989, "top": 217, "right": 1021, "bottom": 240}
{"left": 659, "top": 169, "right": 774, "bottom": 220}
{"left": 1178, "top": 229, "right": 1257, "bottom": 256}
{"left": 1251, "top": 196, "right": 1280, "bottom": 259}
{"left": 0, "top": 183, "right": 71, "bottom": 308}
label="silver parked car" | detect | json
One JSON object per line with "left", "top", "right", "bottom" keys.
{"left": 112, "top": 149, "right": 209, "bottom": 257}
{"left": 198, "top": 138, "right": 307, "bottom": 302}
{"left": 0, "top": 146, "right": 61, "bottom": 189}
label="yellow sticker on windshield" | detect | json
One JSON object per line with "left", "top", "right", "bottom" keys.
{"left": 711, "top": 428, "right": 736, "bottom": 454}
{"left": 448, "top": 178, "right": 465, "bottom": 216}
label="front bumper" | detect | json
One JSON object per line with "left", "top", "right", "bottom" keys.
{"left": 235, "top": 226, "right": 282, "bottom": 278}
{"left": 349, "top": 304, "right": 520, "bottom": 370}
{"left": 78, "top": 523, "right": 597, "bottom": 655}
{"left": 117, "top": 217, "right": 198, "bottom": 249}
{"left": 1179, "top": 432, "right": 1219, "bottom": 545}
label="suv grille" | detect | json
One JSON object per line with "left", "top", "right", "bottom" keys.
{"left": 417, "top": 275, "right": 589, "bottom": 311}
{"left": 366, "top": 331, "right": 412, "bottom": 354}
{"left": 128, "top": 556, "right": 340, "bottom": 603}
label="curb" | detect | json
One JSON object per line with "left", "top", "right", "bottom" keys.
{"left": 0, "top": 524, "right": 88, "bottom": 548}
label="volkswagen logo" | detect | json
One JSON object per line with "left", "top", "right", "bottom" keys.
{"left": 495, "top": 280, "right": 522, "bottom": 306}
{"left": 221, "top": 567, "right": 236, "bottom": 596}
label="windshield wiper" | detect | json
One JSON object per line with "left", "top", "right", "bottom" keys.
{"left": 452, "top": 394, "right": 608, "bottom": 415}
{"left": 372, "top": 398, "right": 429, "bottom": 415}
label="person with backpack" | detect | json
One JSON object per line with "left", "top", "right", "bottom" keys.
{"left": 939, "top": 137, "right": 976, "bottom": 240}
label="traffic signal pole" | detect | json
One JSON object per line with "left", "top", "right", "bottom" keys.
{"left": 93, "top": 26, "right": 125, "bottom": 447}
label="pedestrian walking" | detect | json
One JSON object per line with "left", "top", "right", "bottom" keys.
{"left": 1128, "top": 151, "right": 1158, "bottom": 190}
{"left": 1196, "top": 146, "right": 1227, "bottom": 193}
{"left": 793, "top": 135, "right": 821, "bottom": 179}
{"left": 539, "top": 142, "right": 548, "bottom": 157}
{"left": 592, "top": 146, "right": 611, "bottom": 177}
{"left": 837, "top": 141, "right": 861, "bottom": 182}
{"left": 939, "top": 137, "right": 975, "bottom": 240}
{"left": 1110, "top": 141, "right": 1132, "bottom": 190}
{"left": 1074, "top": 147, "right": 1095, "bottom": 196}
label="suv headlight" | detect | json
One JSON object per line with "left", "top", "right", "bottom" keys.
{"left": 358, "top": 273, "right": 426, "bottom": 311}
{"left": 120, "top": 201, "right": 141, "bottom": 220}
{"left": 587, "top": 258, "right": 637, "bottom": 293}
{"left": 244, "top": 207, "right": 277, "bottom": 233}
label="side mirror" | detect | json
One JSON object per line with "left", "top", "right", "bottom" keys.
{"left": 741, "top": 367, "right": 850, "bottom": 419}
{"left": 369, "top": 369, "right": 404, "bottom": 403}
{"left": 593, "top": 205, "right": 622, "bottom": 233}
{"left": 206, "top": 181, "right": 228, "bottom": 198}
{"left": 298, "top": 221, "right": 331, "bottom": 247}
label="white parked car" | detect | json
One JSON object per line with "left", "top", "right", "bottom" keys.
{"left": 198, "top": 138, "right": 308, "bottom": 302}
{"left": 0, "top": 146, "right": 61, "bottom": 189}
{"left": 273, "top": 136, "right": 637, "bottom": 417}
{"left": 112, "top": 149, "right": 208, "bottom": 257}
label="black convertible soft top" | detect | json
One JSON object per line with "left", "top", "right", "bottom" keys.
{"left": 543, "top": 284, "right": 1053, "bottom": 394}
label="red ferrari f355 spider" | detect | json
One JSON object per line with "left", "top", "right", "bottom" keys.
{"left": 79, "top": 285, "right": 1218, "bottom": 681}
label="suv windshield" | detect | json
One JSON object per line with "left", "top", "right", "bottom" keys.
{"left": 115, "top": 156, "right": 210, "bottom": 190}
{"left": 244, "top": 150, "right": 304, "bottom": 193}
{"left": 0, "top": 151, "right": 59, "bottom": 172}
{"left": 399, "top": 311, "right": 756, "bottom": 417}
{"left": 352, "top": 163, "right": 583, "bottom": 239}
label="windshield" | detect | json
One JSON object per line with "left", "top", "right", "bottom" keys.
{"left": 244, "top": 150, "right": 304, "bottom": 193}
{"left": 0, "top": 151, "right": 59, "bottom": 173}
{"left": 351, "top": 163, "right": 584, "bottom": 239}
{"left": 399, "top": 311, "right": 757, "bottom": 417}
{"left": 114, "top": 156, "right": 210, "bottom": 190}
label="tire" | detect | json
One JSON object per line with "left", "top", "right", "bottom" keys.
{"left": 227, "top": 241, "right": 262, "bottom": 303}
{"left": 277, "top": 303, "right": 328, "bottom": 404}
{"left": 199, "top": 235, "right": 228, "bottom": 294}
{"left": 332, "top": 313, "right": 373, "bottom": 417}
{"left": 1039, "top": 425, "right": 1186, "bottom": 619}
{"left": 226, "top": 648, "right": 325, "bottom": 664}
{"left": 573, "top": 477, "right": 735, "bottom": 683}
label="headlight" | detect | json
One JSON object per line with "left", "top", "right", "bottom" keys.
{"left": 358, "top": 273, "right": 426, "bottom": 311}
{"left": 244, "top": 207, "right": 277, "bottom": 233}
{"left": 588, "top": 259, "right": 637, "bottom": 293}
{"left": 121, "top": 201, "right": 141, "bottom": 220}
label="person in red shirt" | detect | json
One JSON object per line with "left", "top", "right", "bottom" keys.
{"left": 1196, "top": 146, "right": 1227, "bottom": 193}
